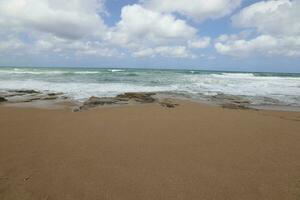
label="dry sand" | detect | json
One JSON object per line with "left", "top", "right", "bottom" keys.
{"left": 0, "top": 101, "right": 300, "bottom": 200}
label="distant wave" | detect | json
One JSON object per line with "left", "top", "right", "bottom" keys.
{"left": 0, "top": 69, "right": 101, "bottom": 75}
{"left": 109, "top": 69, "right": 125, "bottom": 72}
{"left": 73, "top": 71, "right": 100, "bottom": 74}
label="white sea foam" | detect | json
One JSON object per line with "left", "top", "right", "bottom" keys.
{"left": 0, "top": 68, "right": 299, "bottom": 106}
{"left": 73, "top": 71, "right": 100, "bottom": 74}
{"left": 178, "top": 73, "right": 300, "bottom": 105}
{"left": 0, "top": 80, "right": 173, "bottom": 101}
{"left": 110, "top": 69, "right": 125, "bottom": 72}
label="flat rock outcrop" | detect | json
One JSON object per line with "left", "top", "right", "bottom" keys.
{"left": 0, "top": 96, "right": 7, "bottom": 103}
{"left": 0, "top": 90, "right": 179, "bottom": 111}
{"left": 116, "top": 92, "right": 156, "bottom": 103}
{"left": 75, "top": 92, "right": 178, "bottom": 111}
{"left": 210, "top": 94, "right": 251, "bottom": 109}
{"left": 0, "top": 90, "right": 67, "bottom": 104}
{"left": 11, "top": 90, "right": 40, "bottom": 94}
{"left": 78, "top": 97, "right": 121, "bottom": 111}
{"left": 159, "top": 99, "right": 179, "bottom": 108}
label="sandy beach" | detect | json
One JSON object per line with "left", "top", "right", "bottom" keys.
{"left": 1, "top": 0, "right": 300, "bottom": 199}
{"left": 1, "top": 101, "right": 300, "bottom": 200}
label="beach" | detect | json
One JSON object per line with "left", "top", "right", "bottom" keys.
{"left": 1, "top": 0, "right": 300, "bottom": 199}
{"left": 1, "top": 101, "right": 300, "bottom": 200}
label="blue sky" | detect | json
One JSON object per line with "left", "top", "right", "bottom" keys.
{"left": 0, "top": 0, "right": 299, "bottom": 72}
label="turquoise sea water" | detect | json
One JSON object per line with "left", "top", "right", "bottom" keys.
{"left": 0, "top": 67, "right": 300, "bottom": 106}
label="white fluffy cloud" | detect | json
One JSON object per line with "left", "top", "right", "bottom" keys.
{"left": 0, "top": 0, "right": 120, "bottom": 58}
{"left": 107, "top": 4, "right": 197, "bottom": 46}
{"left": 34, "top": 36, "right": 120, "bottom": 57}
{"left": 108, "top": 0, "right": 243, "bottom": 58}
{"left": 0, "top": 0, "right": 106, "bottom": 39}
{"left": 216, "top": 34, "right": 300, "bottom": 57}
{"left": 106, "top": 4, "right": 205, "bottom": 58}
{"left": 232, "top": 0, "right": 300, "bottom": 36}
{"left": 216, "top": 0, "right": 300, "bottom": 57}
{"left": 141, "top": 0, "right": 241, "bottom": 21}
{"left": 0, "top": 0, "right": 220, "bottom": 59}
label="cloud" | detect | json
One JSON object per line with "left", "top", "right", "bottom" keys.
{"left": 105, "top": 4, "right": 205, "bottom": 58}
{"left": 0, "top": 36, "right": 27, "bottom": 55}
{"left": 141, "top": 0, "right": 241, "bottom": 21}
{"left": 0, "top": 0, "right": 122, "bottom": 58}
{"left": 107, "top": 4, "right": 197, "bottom": 47}
{"left": 0, "top": 0, "right": 107, "bottom": 39}
{"left": 232, "top": 0, "right": 299, "bottom": 36}
{"left": 215, "top": 34, "right": 276, "bottom": 57}
{"left": 188, "top": 37, "right": 211, "bottom": 49}
{"left": 216, "top": 0, "right": 300, "bottom": 57}
{"left": 0, "top": 0, "right": 212, "bottom": 60}
{"left": 132, "top": 46, "right": 194, "bottom": 58}
{"left": 215, "top": 34, "right": 300, "bottom": 57}
{"left": 34, "top": 36, "right": 121, "bottom": 57}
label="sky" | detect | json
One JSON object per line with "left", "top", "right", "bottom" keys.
{"left": 0, "top": 0, "right": 299, "bottom": 72}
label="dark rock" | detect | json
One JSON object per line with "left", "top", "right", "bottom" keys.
{"left": 24, "top": 97, "right": 43, "bottom": 102}
{"left": 77, "top": 92, "right": 157, "bottom": 111}
{"left": 84, "top": 96, "right": 119, "bottom": 106}
{"left": 221, "top": 103, "right": 249, "bottom": 110}
{"left": 76, "top": 93, "right": 156, "bottom": 111}
{"left": 159, "top": 99, "right": 179, "bottom": 108}
{"left": 0, "top": 96, "right": 7, "bottom": 103}
{"left": 116, "top": 92, "right": 156, "bottom": 103}
{"left": 48, "top": 92, "right": 63, "bottom": 96}
{"left": 211, "top": 94, "right": 252, "bottom": 109}
{"left": 211, "top": 94, "right": 250, "bottom": 104}
{"left": 42, "top": 96, "right": 58, "bottom": 100}
{"left": 79, "top": 96, "right": 121, "bottom": 110}
{"left": 11, "top": 90, "right": 40, "bottom": 94}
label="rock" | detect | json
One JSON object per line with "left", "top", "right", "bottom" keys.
{"left": 0, "top": 96, "right": 7, "bottom": 103}
{"left": 84, "top": 96, "right": 119, "bottom": 106}
{"left": 76, "top": 93, "right": 158, "bottom": 111}
{"left": 77, "top": 93, "right": 157, "bottom": 111}
{"left": 211, "top": 94, "right": 251, "bottom": 109}
{"left": 259, "top": 97, "right": 281, "bottom": 105}
{"left": 159, "top": 99, "right": 178, "bottom": 108}
{"left": 221, "top": 103, "right": 249, "bottom": 110}
{"left": 211, "top": 94, "right": 250, "bottom": 104}
{"left": 72, "top": 107, "right": 80, "bottom": 112}
{"left": 79, "top": 96, "right": 120, "bottom": 110}
{"left": 42, "top": 96, "right": 58, "bottom": 100}
{"left": 25, "top": 97, "right": 42, "bottom": 102}
{"left": 11, "top": 90, "right": 40, "bottom": 94}
{"left": 116, "top": 92, "right": 156, "bottom": 103}
{"left": 6, "top": 93, "right": 62, "bottom": 103}
{"left": 47, "top": 92, "right": 63, "bottom": 96}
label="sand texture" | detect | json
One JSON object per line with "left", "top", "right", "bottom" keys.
{"left": 1, "top": 101, "right": 300, "bottom": 200}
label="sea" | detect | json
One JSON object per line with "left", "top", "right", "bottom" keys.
{"left": 0, "top": 67, "right": 300, "bottom": 108}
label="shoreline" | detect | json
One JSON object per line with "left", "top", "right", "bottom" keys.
{"left": 1, "top": 89, "right": 300, "bottom": 112}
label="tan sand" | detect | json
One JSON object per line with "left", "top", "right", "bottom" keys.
{"left": 0, "top": 101, "right": 300, "bottom": 200}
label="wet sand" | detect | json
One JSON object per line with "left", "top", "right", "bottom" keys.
{"left": 0, "top": 101, "right": 300, "bottom": 200}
